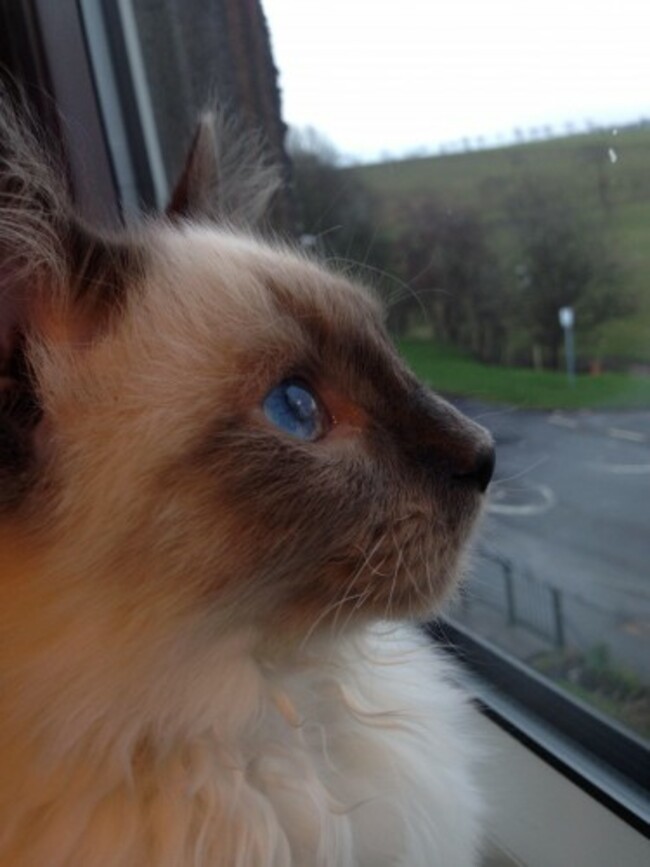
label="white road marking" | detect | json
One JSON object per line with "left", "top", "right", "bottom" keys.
{"left": 487, "top": 483, "right": 556, "bottom": 516}
{"left": 593, "top": 463, "right": 650, "bottom": 475}
{"left": 607, "top": 427, "right": 647, "bottom": 443}
{"left": 547, "top": 413, "right": 579, "bottom": 429}
{"left": 546, "top": 415, "right": 649, "bottom": 444}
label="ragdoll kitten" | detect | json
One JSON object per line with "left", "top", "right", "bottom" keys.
{"left": 0, "top": 94, "right": 494, "bottom": 867}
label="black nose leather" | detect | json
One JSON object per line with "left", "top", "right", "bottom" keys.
{"left": 452, "top": 442, "right": 496, "bottom": 493}
{"left": 403, "top": 388, "right": 496, "bottom": 493}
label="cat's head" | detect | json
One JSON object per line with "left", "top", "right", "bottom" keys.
{"left": 0, "top": 101, "right": 494, "bottom": 640}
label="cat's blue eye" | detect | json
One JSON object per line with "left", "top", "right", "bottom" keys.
{"left": 263, "top": 379, "right": 325, "bottom": 441}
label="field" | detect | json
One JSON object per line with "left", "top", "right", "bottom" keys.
{"left": 353, "top": 126, "right": 650, "bottom": 365}
{"left": 399, "top": 340, "right": 650, "bottom": 409}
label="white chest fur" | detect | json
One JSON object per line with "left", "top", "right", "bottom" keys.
{"left": 1, "top": 627, "right": 481, "bottom": 867}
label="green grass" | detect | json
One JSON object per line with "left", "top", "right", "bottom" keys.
{"left": 354, "top": 125, "right": 650, "bottom": 364}
{"left": 598, "top": 314, "right": 650, "bottom": 364}
{"left": 399, "top": 340, "right": 650, "bottom": 409}
{"left": 533, "top": 646, "right": 650, "bottom": 739}
{"left": 356, "top": 126, "right": 650, "bottom": 231}
{"left": 539, "top": 675, "right": 649, "bottom": 740}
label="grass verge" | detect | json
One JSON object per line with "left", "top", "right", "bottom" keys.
{"left": 398, "top": 340, "right": 650, "bottom": 409}
{"left": 533, "top": 645, "right": 650, "bottom": 740}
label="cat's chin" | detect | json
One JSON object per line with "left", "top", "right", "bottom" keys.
{"left": 344, "top": 508, "right": 478, "bottom": 621}
{"left": 273, "top": 547, "right": 470, "bottom": 642}
{"left": 247, "top": 491, "right": 482, "bottom": 642}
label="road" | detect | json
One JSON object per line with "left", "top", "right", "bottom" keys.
{"left": 451, "top": 399, "right": 650, "bottom": 678}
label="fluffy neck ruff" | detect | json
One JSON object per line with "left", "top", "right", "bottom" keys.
{"left": 0, "top": 539, "right": 481, "bottom": 867}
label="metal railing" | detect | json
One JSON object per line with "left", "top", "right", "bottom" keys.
{"left": 462, "top": 546, "right": 565, "bottom": 648}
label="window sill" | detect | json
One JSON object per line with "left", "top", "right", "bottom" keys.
{"left": 467, "top": 708, "right": 650, "bottom": 867}
{"left": 426, "top": 619, "right": 650, "bottom": 841}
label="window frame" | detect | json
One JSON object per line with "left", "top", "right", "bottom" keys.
{"left": 426, "top": 618, "right": 650, "bottom": 835}
{"left": 80, "top": 0, "right": 169, "bottom": 214}
{"left": 0, "top": 0, "right": 121, "bottom": 226}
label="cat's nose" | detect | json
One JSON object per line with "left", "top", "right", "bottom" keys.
{"left": 451, "top": 441, "right": 495, "bottom": 493}
{"left": 413, "top": 432, "right": 495, "bottom": 493}
{"left": 405, "top": 389, "right": 496, "bottom": 493}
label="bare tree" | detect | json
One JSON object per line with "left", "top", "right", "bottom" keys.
{"left": 507, "top": 176, "right": 631, "bottom": 368}
{"left": 287, "top": 127, "right": 391, "bottom": 283}
{"left": 395, "top": 199, "right": 507, "bottom": 362}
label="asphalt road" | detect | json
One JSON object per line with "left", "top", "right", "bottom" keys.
{"left": 452, "top": 398, "right": 650, "bottom": 678}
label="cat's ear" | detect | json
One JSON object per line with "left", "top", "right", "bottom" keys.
{"left": 167, "top": 113, "right": 220, "bottom": 220}
{"left": 166, "top": 110, "right": 281, "bottom": 226}
{"left": 0, "top": 85, "right": 142, "bottom": 329}
{"left": 0, "top": 91, "right": 143, "bottom": 507}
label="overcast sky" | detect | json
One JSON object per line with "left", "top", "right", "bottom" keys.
{"left": 263, "top": 0, "right": 650, "bottom": 162}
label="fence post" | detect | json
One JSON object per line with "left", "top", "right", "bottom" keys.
{"left": 551, "top": 587, "right": 565, "bottom": 648}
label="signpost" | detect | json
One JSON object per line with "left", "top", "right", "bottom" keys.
{"left": 558, "top": 306, "right": 575, "bottom": 387}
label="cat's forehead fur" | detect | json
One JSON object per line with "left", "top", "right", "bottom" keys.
{"left": 118, "top": 224, "right": 394, "bottom": 434}
{"left": 147, "top": 225, "right": 384, "bottom": 357}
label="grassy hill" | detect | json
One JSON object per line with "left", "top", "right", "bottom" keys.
{"left": 352, "top": 126, "right": 650, "bottom": 365}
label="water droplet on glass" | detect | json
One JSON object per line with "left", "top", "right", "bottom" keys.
{"left": 608, "top": 148, "right": 618, "bottom": 164}
{"left": 612, "top": 128, "right": 619, "bottom": 136}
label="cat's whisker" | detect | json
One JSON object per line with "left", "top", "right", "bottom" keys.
{"left": 490, "top": 455, "right": 549, "bottom": 487}
{"left": 335, "top": 580, "right": 377, "bottom": 644}
{"left": 330, "top": 558, "right": 374, "bottom": 633}
{"left": 384, "top": 536, "right": 402, "bottom": 620}
{"left": 401, "top": 546, "right": 429, "bottom": 607}
{"left": 330, "top": 534, "right": 390, "bottom": 639}
{"left": 361, "top": 226, "right": 378, "bottom": 268}
{"left": 300, "top": 539, "right": 379, "bottom": 650}
{"left": 324, "top": 255, "right": 431, "bottom": 324}
{"left": 425, "top": 553, "right": 436, "bottom": 605}
{"left": 299, "top": 588, "right": 367, "bottom": 653}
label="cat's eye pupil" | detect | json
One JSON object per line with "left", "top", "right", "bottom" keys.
{"left": 263, "top": 379, "right": 324, "bottom": 441}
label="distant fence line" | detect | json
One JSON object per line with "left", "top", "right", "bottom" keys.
{"left": 455, "top": 545, "right": 650, "bottom": 681}
{"left": 462, "top": 547, "right": 567, "bottom": 649}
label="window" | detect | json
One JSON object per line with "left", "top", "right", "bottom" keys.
{"left": 262, "top": 0, "right": 650, "bottom": 831}
{"left": 6, "top": 0, "right": 647, "bottom": 847}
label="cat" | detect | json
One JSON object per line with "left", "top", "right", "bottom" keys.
{"left": 0, "top": 91, "right": 495, "bottom": 867}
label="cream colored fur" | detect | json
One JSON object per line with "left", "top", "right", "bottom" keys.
{"left": 1, "top": 104, "right": 488, "bottom": 865}
{"left": 1, "top": 575, "right": 481, "bottom": 867}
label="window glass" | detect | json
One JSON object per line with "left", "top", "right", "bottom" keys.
{"left": 262, "top": 0, "right": 649, "bottom": 743}
{"left": 130, "top": 0, "right": 291, "bottom": 225}
{"left": 119, "top": 0, "right": 648, "bottom": 744}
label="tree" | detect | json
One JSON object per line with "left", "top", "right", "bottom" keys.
{"left": 394, "top": 199, "right": 507, "bottom": 362}
{"left": 578, "top": 143, "right": 616, "bottom": 215}
{"left": 507, "top": 176, "right": 632, "bottom": 368}
{"left": 287, "top": 127, "right": 391, "bottom": 285}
